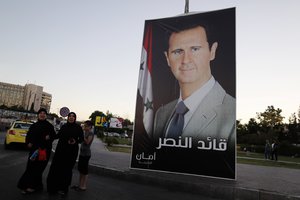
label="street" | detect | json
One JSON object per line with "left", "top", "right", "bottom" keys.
{"left": 0, "top": 131, "right": 219, "bottom": 200}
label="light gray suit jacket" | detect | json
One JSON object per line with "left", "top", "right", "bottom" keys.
{"left": 152, "top": 81, "right": 236, "bottom": 148}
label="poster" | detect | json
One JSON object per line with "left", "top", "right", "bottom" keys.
{"left": 110, "top": 117, "right": 123, "bottom": 128}
{"left": 131, "top": 8, "right": 236, "bottom": 180}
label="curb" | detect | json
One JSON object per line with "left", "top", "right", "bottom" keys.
{"left": 88, "top": 164, "right": 300, "bottom": 200}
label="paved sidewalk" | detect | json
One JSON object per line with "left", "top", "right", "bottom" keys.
{"left": 87, "top": 137, "right": 300, "bottom": 200}
{"left": 52, "top": 137, "right": 300, "bottom": 199}
{"left": 89, "top": 137, "right": 130, "bottom": 171}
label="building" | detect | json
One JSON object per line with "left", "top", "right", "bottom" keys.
{"left": 41, "top": 92, "right": 52, "bottom": 112}
{"left": 0, "top": 81, "right": 52, "bottom": 113}
{"left": 23, "top": 84, "right": 43, "bottom": 112}
{"left": 0, "top": 82, "right": 24, "bottom": 108}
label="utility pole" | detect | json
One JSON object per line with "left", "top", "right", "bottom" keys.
{"left": 184, "top": 0, "right": 189, "bottom": 14}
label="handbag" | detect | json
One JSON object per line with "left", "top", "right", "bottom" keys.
{"left": 38, "top": 148, "right": 47, "bottom": 161}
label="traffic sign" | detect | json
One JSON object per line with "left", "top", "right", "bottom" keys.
{"left": 60, "top": 107, "right": 70, "bottom": 117}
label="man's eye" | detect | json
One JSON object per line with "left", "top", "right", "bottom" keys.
{"left": 172, "top": 49, "right": 183, "bottom": 55}
{"left": 191, "top": 46, "right": 201, "bottom": 52}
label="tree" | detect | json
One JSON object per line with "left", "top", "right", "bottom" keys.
{"left": 10, "top": 105, "right": 19, "bottom": 111}
{"left": 122, "top": 118, "right": 133, "bottom": 127}
{"left": 298, "top": 105, "right": 300, "bottom": 124}
{"left": 105, "top": 110, "right": 113, "bottom": 121}
{"left": 89, "top": 110, "right": 105, "bottom": 126}
{"left": 289, "top": 112, "right": 297, "bottom": 124}
{"left": 256, "top": 105, "right": 285, "bottom": 143}
{"left": 287, "top": 111, "right": 300, "bottom": 143}
{"left": 89, "top": 110, "right": 107, "bottom": 137}
{"left": 0, "top": 104, "right": 9, "bottom": 109}
{"left": 237, "top": 120, "right": 246, "bottom": 143}
{"left": 246, "top": 118, "right": 260, "bottom": 134}
{"left": 256, "top": 105, "right": 284, "bottom": 129}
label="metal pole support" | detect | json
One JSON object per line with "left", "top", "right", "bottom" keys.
{"left": 185, "top": 0, "right": 189, "bottom": 14}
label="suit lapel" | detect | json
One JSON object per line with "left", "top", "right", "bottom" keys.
{"left": 183, "top": 82, "right": 226, "bottom": 135}
{"left": 162, "top": 101, "right": 177, "bottom": 137}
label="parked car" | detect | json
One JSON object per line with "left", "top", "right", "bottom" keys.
{"left": 4, "top": 121, "right": 33, "bottom": 149}
{"left": 120, "top": 133, "right": 129, "bottom": 138}
{"left": 112, "top": 132, "right": 121, "bottom": 137}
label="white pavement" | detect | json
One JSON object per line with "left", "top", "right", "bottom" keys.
{"left": 89, "top": 136, "right": 130, "bottom": 171}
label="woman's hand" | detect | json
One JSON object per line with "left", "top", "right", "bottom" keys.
{"left": 68, "top": 138, "right": 76, "bottom": 145}
{"left": 27, "top": 143, "right": 33, "bottom": 148}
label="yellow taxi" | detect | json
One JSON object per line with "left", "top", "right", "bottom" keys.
{"left": 4, "top": 121, "right": 33, "bottom": 149}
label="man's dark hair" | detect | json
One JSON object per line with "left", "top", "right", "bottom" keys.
{"left": 84, "top": 120, "right": 93, "bottom": 127}
{"left": 156, "top": 14, "right": 216, "bottom": 51}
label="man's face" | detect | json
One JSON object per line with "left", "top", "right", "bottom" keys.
{"left": 165, "top": 26, "right": 218, "bottom": 88}
{"left": 38, "top": 111, "right": 47, "bottom": 121}
{"left": 83, "top": 124, "right": 91, "bottom": 132}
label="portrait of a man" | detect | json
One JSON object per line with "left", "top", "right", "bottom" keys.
{"left": 131, "top": 8, "right": 236, "bottom": 180}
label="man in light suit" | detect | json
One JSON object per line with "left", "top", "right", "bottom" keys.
{"left": 152, "top": 23, "right": 236, "bottom": 179}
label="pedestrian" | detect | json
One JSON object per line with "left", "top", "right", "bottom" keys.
{"left": 17, "top": 108, "right": 56, "bottom": 194}
{"left": 71, "top": 120, "right": 94, "bottom": 191}
{"left": 271, "top": 140, "right": 278, "bottom": 161}
{"left": 47, "top": 112, "right": 83, "bottom": 196}
{"left": 264, "top": 140, "right": 271, "bottom": 159}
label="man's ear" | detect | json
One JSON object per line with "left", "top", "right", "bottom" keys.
{"left": 210, "top": 42, "right": 218, "bottom": 61}
{"left": 164, "top": 51, "right": 170, "bottom": 66}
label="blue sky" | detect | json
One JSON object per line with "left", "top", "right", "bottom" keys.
{"left": 0, "top": 0, "right": 299, "bottom": 123}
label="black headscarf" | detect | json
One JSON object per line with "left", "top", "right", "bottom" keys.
{"left": 67, "top": 112, "right": 77, "bottom": 122}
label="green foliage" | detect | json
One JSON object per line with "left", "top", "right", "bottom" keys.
{"left": 238, "top": 133, "right": 268, "bottom": 146}
{"left": 95, "top": 128, "right": 105, "bottom": 138}
{"left": 239, "top": 144, "right": 265, "bottom": 153}
{"left": 114, "top": 137, "right": 132, "bottom": 146}
{"left": 106, "top": 146, "right": 132, "bottom": 153}
{"left": 256, "top": 105, "right": 284, "bottom": 128}
{"left": 246, "top": 118, "right": 260, "bottom": 134}
{"left": 278, "top": 141, "right": 300, "bottom": 157}
{"left": 123, "top": 118, "right": 133, "bottom": 126}
{"left": 239, "top": 142, "right": 300, "bottom": 157}
{"left": 237, "top": 157, "right": 300, "bottom": 169}
{"left": 89, "top": 110, "right": 132, "bottom": 128}
{"left": 0, "top": 104, "right": 8, "bottom": 109}
{"left": 289, "top": 112, "right": 298, "bottom": 124}
{"left": 107, "top": 127, "right": 123, "bottom": 134}
{"left": 237, "top": 120, "right": 247, "bottom": 136}
{"left": 287, "top": 122, "right": 300, "bottom": 143}
{"left": 238, "top": 105, "right": 300, "bottom": 146}
{"left": 104, "top": 137, "right": 119, "bottom": 146}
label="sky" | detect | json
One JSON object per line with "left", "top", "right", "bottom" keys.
{"left": 0, "top": 0, "right": 299, "bottom": 123}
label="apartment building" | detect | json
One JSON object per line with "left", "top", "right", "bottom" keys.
{"left": 0, "top": 82, "right": 52, "bottom": 113}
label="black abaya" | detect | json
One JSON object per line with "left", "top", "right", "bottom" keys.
{"left": 17, "top": 119, "right": 56, "bottom": 191}
{"left": 47, "top": 122, "right": 83, "bottom": 193}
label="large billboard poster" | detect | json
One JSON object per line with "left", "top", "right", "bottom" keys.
{"left": 131, "top": 8, "right": 236, "bottom": 180}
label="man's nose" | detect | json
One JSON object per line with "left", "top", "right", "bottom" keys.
{"left": 182, "top": 51, "right": 192, "bottom": 64}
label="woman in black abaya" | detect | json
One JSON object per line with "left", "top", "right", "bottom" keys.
{"left": 47, "top": 112, "right": 83, "bottom": 196}
{"left": 17, "top": 108, "right": 56, "bottom": 194}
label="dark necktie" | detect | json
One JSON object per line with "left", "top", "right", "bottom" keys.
{"left": 166, "top": 101, "right": 189, "bottom": 139}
